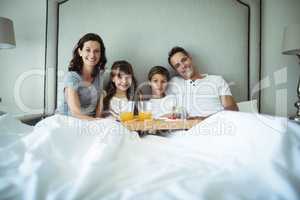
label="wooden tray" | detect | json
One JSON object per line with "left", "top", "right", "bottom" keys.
{"left": 122, "top": 119, "right": 202, "bottom": 131}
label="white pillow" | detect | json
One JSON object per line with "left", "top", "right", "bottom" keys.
{"left": 237, "top": 99, "right": 258, "bottom": 113}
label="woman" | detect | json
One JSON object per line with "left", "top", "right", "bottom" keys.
{"left": 57, "top": 33, "right": 107, "bottom": 120}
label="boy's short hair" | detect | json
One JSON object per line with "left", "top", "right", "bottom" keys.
{"left": 148, "top": 66, "right": 170, "bottom": 81}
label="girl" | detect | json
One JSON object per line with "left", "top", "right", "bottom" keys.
{"left": 57, "top": 33, "right": 107, "bottom": 120}
{"left": 100, "top": 60, "right": 139, "bottom": 120}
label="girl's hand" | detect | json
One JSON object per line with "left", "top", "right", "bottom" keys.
{"left": 109, "top": 110, "right": 120, "bottom": 120}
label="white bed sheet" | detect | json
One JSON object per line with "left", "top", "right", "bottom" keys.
{"left": 0, "top": 111, "right": 299, "bottom": 200}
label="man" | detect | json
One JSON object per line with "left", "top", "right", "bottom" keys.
{"left": 166, "top": 46, "right": 238, "bottom": 117}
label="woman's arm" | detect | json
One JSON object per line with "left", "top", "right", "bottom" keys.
{"left": 65, "top": 87, "right": 99, "bottom": 120}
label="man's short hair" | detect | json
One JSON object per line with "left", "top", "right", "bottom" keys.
{"left": 168, "top": 46, "right": 189, "bottom": 68}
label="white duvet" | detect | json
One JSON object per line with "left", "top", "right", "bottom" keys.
{"left": 0, "top": 111, "right": 299, "bottom": 200}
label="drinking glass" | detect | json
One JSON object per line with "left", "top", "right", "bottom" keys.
{"left": 138, "top": 101, "right": 153, "bottom": 121}
{"left": 119, "top": 101, "right": 135, "bottom": 122}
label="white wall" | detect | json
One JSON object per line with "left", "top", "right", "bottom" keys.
{"left": 57, "top": 0, "right": 249, "bottom": 105}
{"left": 261, "top": 0, "right": 300, "bottom": 117}
{"left": 1, "top": 0, "right": 300, "bottom": 118}
{"left": 0, "top": 0, "right": 46, "bottom": 117}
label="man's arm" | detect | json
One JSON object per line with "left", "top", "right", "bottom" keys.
{"left": 220, "top": 95, "right": 239, "bottom": 111}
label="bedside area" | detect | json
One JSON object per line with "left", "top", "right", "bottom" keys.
{"left": 17, "top": 114, "right": 46, "bottom": 126}
{"left": 1, "top": 112, "right": 45, "bottom": 126}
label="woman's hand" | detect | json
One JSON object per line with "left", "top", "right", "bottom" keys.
{"left": 66, "top": 87, "right": 99, "bottom": 120}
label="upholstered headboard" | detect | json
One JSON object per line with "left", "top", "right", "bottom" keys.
{"left": 51, "top": 0, "right": 261, "bottom": 111}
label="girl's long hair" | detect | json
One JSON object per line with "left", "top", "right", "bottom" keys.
{"left": 103, "top": 60, "right": 137, "bottom": 112}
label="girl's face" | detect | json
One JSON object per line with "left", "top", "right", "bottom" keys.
{"left": 112, "top": 71, "right": 133, "bottom": 92}
{"left": 78, "top": 40, "right": 101, "bottom": 68}
{"left": 150, "top": 73, "right": 168, "bottom": 97}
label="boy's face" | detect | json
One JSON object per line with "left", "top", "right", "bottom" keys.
{"left": 150, "top": 73, "right": 168, "bottom": 97}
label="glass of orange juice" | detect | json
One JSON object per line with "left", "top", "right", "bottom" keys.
{"left": 119, "top": 101, "right": 134, "bottom": 122}
{"left": 138, "top": 101, "right": 152, "bottom": 121}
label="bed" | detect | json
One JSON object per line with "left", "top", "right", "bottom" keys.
{"left": 0, "top": 110, "right": 299, "bottom": 199}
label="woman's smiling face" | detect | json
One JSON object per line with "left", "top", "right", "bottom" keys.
{"left": 78, "top": 40, "right": 101, "bottom": 68}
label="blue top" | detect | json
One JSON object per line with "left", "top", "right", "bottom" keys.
{"left": 56, "top": 71, "right": 103, "bottom": 116}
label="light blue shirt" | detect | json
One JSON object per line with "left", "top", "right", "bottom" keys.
{"left": 56, "top": 71, "right": 103, "bottom": 116}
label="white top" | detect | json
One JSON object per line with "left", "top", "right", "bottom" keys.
{"left": 108, "top": 96, "right": 134, "bottom": 119}
{"left": 149, "top": 95, "right": 177, "bottom": 119}
{"left": 166, "top": 74, "right": 232, "bottom": 117}
{"left": 57, "top": 71, "right": 103, "bottom": 116}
